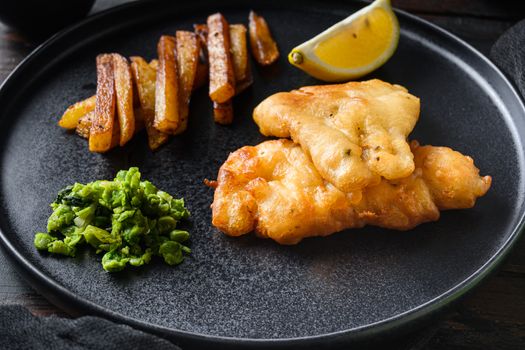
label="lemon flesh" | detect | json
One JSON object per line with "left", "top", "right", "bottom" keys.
{"left": 314, "top": 7, "right": 394, "bottom": 68}
{"left": 288, "top": 0, "right": 399, "bottom": 82}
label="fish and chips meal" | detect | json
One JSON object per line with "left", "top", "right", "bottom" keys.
{"left": 38, "top": 6, "right": 492, "bottom": 270}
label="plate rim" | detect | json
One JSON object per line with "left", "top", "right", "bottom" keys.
{"left": 0, "top": 0, "right": 524, "bottom": 347}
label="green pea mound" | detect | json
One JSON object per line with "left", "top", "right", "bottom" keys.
{"left": 34, "top": 167, "right": 191, "bottom": 272}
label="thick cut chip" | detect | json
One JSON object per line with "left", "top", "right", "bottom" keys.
{"left": 89, "top": 54, "right": 116, "bottom": 153}
{"left": 174, "top": 31, "right": 200, "bottom": 135}
{"left": 253, "top": 79, "right": 420, "bottom": 192}
{"left": 230, "top": 23, "right": 253, "bottom": 94}
{"left": 112, "top": 54, "right": 135, "bottom": 146}
{"left": 229, "top": 24, "right": 249, "bottom": 84}
{"left": 211, "top": 139, "right": 491, "bottom": 245}
{"left": 58, "top": 95, "right": 96, "bottom": 130}
{"left": 154, "top": 35, "right": 180, "bottom": 134}
{"left": 130, "top": 56, "right": 169, "bottom": 150}
{"left": 207, "top": 13, "right": 236, "bottom": 103}
{"left": 248, "top": 11, "right": 279, "bottom": 66}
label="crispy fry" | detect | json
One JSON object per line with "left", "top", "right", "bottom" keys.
{"left": 207, "top": 13, "right": 236, "bottom": 103}
{"left": 174, "top": 31, "right": 200, "bottom": 135}
{"left": 229, "top": 23, "right": 253, "bottom": 94}
{"left": 248, "top": 10, "right": 279, "bottom": 66}
{"left": 112, "top": 54, "right": 135, "bottom": 146}
{"left": 58, "top": 95, "right": 96, "bottom": 129}
{"left": 230, "top": 24, "right": 249, "bottom": 83}
{"left": 131, "top": 57, "right": 156, "bottom": 111}
{"left": 130, "top": 56, "right": 169, "bottom": 150}
{"left": 154, "top": 35, "right": 180, "bottom": 134}
{"left": 213, "top": 100, "right": 233, "bottom": 125}
{"left": 76, "top": 111, "right": 94, "bottom": 139}
{"left": 89, "top": 54, "right": 116, "bottom": 153}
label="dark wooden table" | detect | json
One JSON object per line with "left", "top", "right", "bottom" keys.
{"left": 1, "top": 1, "right": 524, "bottom": 348}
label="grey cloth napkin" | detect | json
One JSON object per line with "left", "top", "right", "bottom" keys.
{"left": 490, "top": 18, "right": 525, "bottom": 98}
{"left": 0, "top": 305, "right": 181, "bottom": 350}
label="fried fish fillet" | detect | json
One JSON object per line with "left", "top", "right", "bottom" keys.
{"left": 211, "top": 140, "right": 491, "bottom": 244}
{"left": 253, "top": 79, "right": 420, "bottom": 192}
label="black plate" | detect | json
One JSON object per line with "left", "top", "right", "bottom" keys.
{"left": 0, "top": 0, "right": 524, "bottom": 348}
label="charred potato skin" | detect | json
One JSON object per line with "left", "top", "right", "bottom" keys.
{"left": 112, "top": 53, "right": 135, "bottom": 146}
{"left": 174, "top": 31, "right": 200, "bottom": 135}
{"left": 207, "top": 13, "right": 236, "bottom": 103}
{"left": 89, "top": 54, "right": 117, "bottom": 153}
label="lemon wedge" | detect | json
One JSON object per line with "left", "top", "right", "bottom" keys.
{"left": 288, "top": 0, "right": 399, "bottom": 82}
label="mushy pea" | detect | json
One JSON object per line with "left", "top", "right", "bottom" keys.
{"left": 34, "top": 167, "right": 191, "bottom": 272}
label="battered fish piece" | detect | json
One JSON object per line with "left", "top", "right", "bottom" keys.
{"left": 211, "top": 140, "right": 491, "bottom": 244}
{"left": 253, "top": 79, "right": 420, "bottom": 192}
